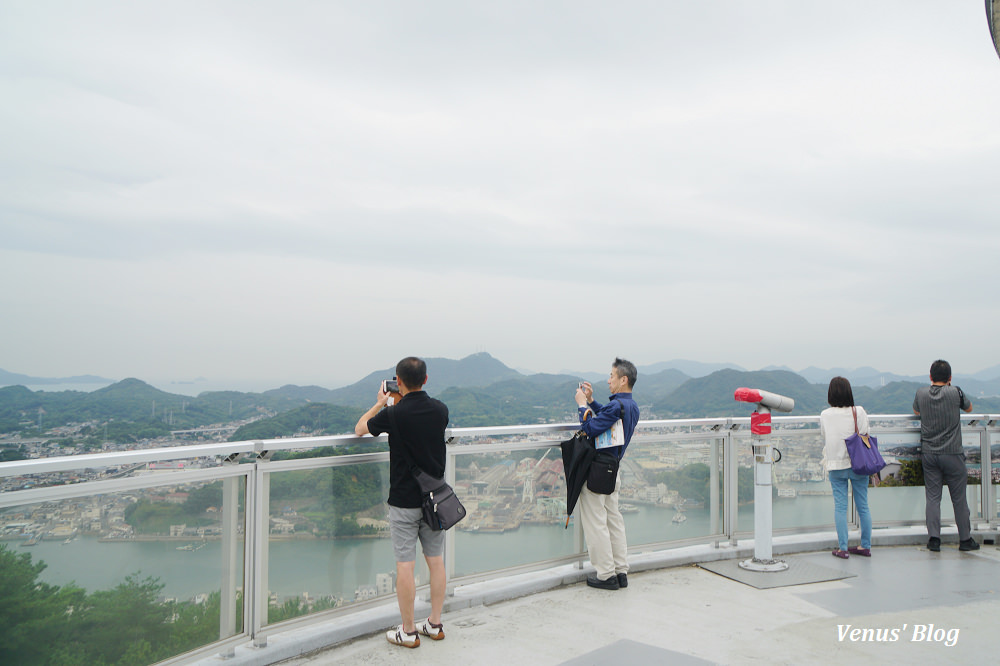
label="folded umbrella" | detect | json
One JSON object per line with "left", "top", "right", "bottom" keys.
{"left": 560, "top": 431, "right": 597, "bottom": 528}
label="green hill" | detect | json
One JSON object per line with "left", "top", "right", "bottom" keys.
{"left": 229, "top": 403, "right": 364, "bottom": 440}
{"left": 322, "top": 352, "right": 523, "bottom": 408}
{"left": 655, "top": 369, "right": 827, "bottom": 418}
{"left": 5, "top": 357, "right": 1000, "bottom": 446}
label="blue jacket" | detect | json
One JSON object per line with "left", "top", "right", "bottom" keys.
{"left": 577, "top": 392, "right": 639, "bottom": 460}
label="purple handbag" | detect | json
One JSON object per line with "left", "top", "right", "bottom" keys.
{"left": 844, "top": 407, "right": 886, "bottom": 476}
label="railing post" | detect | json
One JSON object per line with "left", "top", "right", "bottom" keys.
{"left": 988, "top": 418, "right": 999, "bottom": 527}
{"left": 218, "top": 456, "right": 240, "bottom": 656}
{"left": 444, "top": 444, "right": 457, "bottom": 591}
{"left": 976, "top": 420, "right": 993, "bottom": 526}
{"left": 249, "top": 453, "right": 271, "bottom": 648}
{"left": 710, "top": 435, "right": 720, "bottom": 542}
{"left": 724, "top": 426, "right": 739, "bottom": 546}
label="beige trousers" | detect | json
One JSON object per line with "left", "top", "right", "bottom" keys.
{"left": 579, "top": 473, "right": 628, "bottom": 581}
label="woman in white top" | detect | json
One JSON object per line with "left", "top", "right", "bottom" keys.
{"left": 820, "top": 376, "right": 873, "bottom": 558}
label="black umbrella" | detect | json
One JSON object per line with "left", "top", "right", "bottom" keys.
{"left": 560, "top": 431, "right": 597, "bottom": 528}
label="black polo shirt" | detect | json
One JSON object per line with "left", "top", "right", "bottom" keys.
{"left": 367, "top": 391, "right": 449, "bottom": 508}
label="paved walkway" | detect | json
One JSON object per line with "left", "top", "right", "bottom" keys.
{"left": 271, "top": 536, "right": 1000, "bottom": 665}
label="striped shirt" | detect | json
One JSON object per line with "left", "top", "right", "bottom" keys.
{"left": 912, "top": 385, "right": 971, "bottom": 454}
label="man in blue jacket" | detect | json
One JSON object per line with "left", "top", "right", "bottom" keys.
{"left": 575, "top": 357, "right": 639, "bottom": 590}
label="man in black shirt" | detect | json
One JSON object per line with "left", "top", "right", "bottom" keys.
{"left": 355, "top": 357, "right": 450, "bottom": 648}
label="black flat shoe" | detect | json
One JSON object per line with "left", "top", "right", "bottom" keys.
{"left": 586, "top": 574, "right": 619, "bottom": 590}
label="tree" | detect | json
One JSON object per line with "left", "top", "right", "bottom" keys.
{"left": 0, "top": 544, "right": 84, "bottom": 665}
{"left": 62, "top": 573, "right": 171, "bottom": 665}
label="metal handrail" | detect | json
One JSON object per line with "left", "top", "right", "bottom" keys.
{"left": 1, "top": 413, "right": 996, "bottom": 662}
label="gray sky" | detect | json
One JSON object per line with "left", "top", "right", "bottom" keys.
{"left": 2, "top": 1, "right": 999, "bottom": 391}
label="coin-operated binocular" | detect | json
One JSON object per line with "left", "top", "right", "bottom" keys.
{"left": 734, "top": 387, "right": 794, "bottom": 572}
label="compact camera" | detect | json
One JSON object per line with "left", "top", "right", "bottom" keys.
{"left": 383, "top": 379, "right": 400, "bottom": 394}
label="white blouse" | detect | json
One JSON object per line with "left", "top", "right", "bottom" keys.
{"left": 820, "top": 405, "right": 870, "bottom": 472}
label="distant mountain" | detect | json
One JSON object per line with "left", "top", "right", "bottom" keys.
{"left": 637, "top": 368, "right": 691, "bottom": 401}
{"left": 970, "top": 364, "right": 1000, "bottom": 381}
{"left": 0, "top": 379, "right": 315, "bottom": 435}
{"left": 798, "top": 366, "right": 869, "bottom": 383}
{"left": 793, "top": 366, "right": 1000, "bottom": 398}
{"left": 637, "top": 360, "right": 745, "bottom": 378}
{"left": 654, "top": 370, "right": 826, "bottom": 418}
{"left": 322, "top": 352, "right": 523, "bottom": 408}
{"left": 6, "top": 355, "right": 1000, "bottom": 442}
{"left": 0, "top": 368, "right": 114, "bottom": 386}
{"left": 229, "top": 403, "right": 364, "bottom": 440}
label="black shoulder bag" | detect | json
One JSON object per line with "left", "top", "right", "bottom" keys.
{"left": 586, "top": 400, "right": 626, "bottom": 495}
{"left": 388, "top": 408, "right": 466, "bottom": 531}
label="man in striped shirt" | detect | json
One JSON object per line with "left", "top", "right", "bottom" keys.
{"left": 913, "top": 359, "right": 977, "bottom": 552}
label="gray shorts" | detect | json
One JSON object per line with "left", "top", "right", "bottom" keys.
{"left": 389, "top": 505, "right": 445, "bottom": 562}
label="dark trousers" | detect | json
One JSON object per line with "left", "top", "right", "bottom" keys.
{"left": 923, "top": 453, "right": 972, "bottom": 540}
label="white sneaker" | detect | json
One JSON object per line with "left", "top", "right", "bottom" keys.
{"left": 418, "top": 618, "right": 445, "bottom": 640}
{"left": 386, "top": 624, "right": 420, "bottom": 648}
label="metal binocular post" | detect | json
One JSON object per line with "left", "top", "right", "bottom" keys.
{"left": 733, "top": 387, "right": 795, "bottom": 573}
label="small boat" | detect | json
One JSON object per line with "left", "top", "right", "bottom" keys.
{"left": 671, "top": 510, "right": 686, "bottom": 524}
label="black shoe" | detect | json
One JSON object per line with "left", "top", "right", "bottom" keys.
{"left": 927, "top": 537, "right": 941, "bottom": 552}
{"left": 959, "top": 538, "right": 980, "bottom": 551}
{"left": 586, "top": 574, "right": 620, "bottom": 590}
{"left": 616, "top": 573, "right": 628, "bottom": 588}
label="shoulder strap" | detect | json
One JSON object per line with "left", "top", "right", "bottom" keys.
{"left": 851, "top": 406, "right": 859, "bottom": 434}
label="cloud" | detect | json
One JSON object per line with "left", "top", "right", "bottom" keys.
{"left": 1, "top": 1, "right": 998, "bottom": 386}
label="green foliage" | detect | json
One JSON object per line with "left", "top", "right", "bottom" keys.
{"left": 655, "top": 463, "right": 713, "bottom": 504}
{"left": 879, "top": 458, "right": 924, "bottom": 487}
{"left": 268, "top": 595, "right": 338, "bottom": 624}
{"left": 0, "top": 445, "right": 28, "bottom": 461}
{"left": 183, "top": 482, "right": 224, "bottom": 514}
{"left": 269, "top": 464, "right": 387, "bottom": 536}
{"left": 64, "top": 574, "right": 172, "bottom": 665}
{"left": 125, "top": 499, "right": 187, "bottom": 534}
{"left": 0, "top": 545, "right": 237, "bottom": 665}
{"left": 0, "top": 379, "right": 319, "bottom": 440}
{"left": 0, "top": 544, "right": 85, "bottom": 665}
{"left": 651, "top": 463, "right": 755, "bottom": 505}
{"left": 329, "top": 514, "right": 380, "bottom": 537}
{"left": 655, "top": 370, "right": 825, "bottom": 418}
{"left": 229, "top": 403, "right": 364, "bottom": 440}
{"left": 7, "top": 362, "right": 999, "bottom": 446}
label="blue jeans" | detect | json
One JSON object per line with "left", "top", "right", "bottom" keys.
{"left": 828, "top": 468, "right": 872, "bottom": 551}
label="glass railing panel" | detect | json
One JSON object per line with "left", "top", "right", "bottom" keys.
{"left": 864, "top": 432, "right": 928, "bottom": 524}
{"left": 452, "top": 443, "right": 577, "bottom": 577}
{"left": 965, "top": 430, "right": 986, "bottom": 521}
{"left": 771, "top": 428, "right": 833, "bottom": 532}
{"left": 734, "top": 428, "right": 835, "bottom": 534}
{"left": 623, "top": 431, "right": 725, "bottom": 547}
{"left": 991, "top": 430, "right": 1000, "bottom": 522}
{"left": 733, "top": 431, "right": 755, "bottom": 535}
{"left": 263, "top": 459, "right": 410, "bottom": 625}
{"left": 866, "top": 432, "right": 988, "bottom": 525}
{"left": 0, "top": 480, "right": 246, "bottom": 664}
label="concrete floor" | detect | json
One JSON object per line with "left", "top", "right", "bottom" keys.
{"left": 265, "top": 534, "right": 1000, "bottom": 666}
